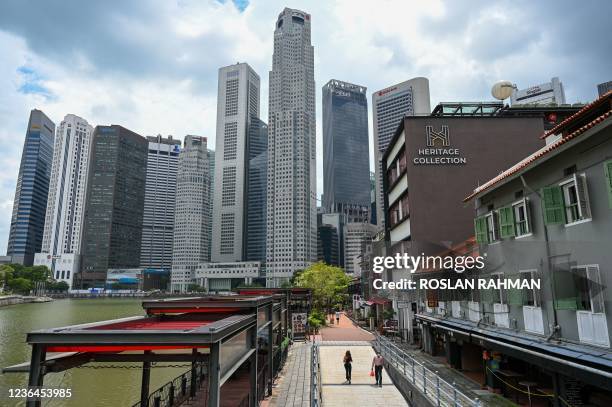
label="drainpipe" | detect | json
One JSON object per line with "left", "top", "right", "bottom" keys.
{"left": 519, "top": 175, "right": 560, "bottom": 337}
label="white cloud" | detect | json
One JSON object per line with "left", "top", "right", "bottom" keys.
{"left": 0, "top": 0, "right": 610, "bottom": 253}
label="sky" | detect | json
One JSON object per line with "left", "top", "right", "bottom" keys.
{"left": 0, "top": 0, "right": 610, "bottom": 254}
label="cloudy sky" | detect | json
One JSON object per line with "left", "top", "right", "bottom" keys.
{"left": 0, "top": 0, "right": 610, "bottom": 253}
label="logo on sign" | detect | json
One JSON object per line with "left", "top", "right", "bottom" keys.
{"left": 425, "top": 125, "right": 450, "bottom": 147}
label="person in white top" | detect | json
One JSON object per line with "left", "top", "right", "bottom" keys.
{"left": 371, "top": 352, "right": 384, "bottom": 387}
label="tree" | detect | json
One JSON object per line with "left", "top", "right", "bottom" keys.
{"left": 7, "top": 277, "right": 33, "bottom": 294}
{"left": 294, "top": 262, "right": 350, "bottom": 313}
{"left": 49, "top": 281, "right": 69, "bottom": 292}
{"left": 0, "top": 264, "right": 14, "bottom": 291}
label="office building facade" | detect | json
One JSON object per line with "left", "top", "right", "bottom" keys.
{"left": 139, "top": 135, "right": 181, "bottom": 270}
{"left": 34, "top": 114, "right": 93, "bottom": 287}
{"left": 597, "top": 81, "right": 612, "bottom": 97}
{"left": 211, "top": 63, "right": 261, "bottom": 263}
{"left": 7, "top": 109, "right": 55, "bottom": 266}
{"left": 246, "top": 118, "right": 268, "bottom": 262}
{"left": 372, "top": 78, "right": 430, "bottom": 230}
{"left": 77, "top": 125, "right": 148, "bottom": 288}
{"left": 510, "top": 77, "right": 566, "bottom": 105}
{"left": 322, "top": 79, "right": 370, "bottom": 222}
{"left": 343, "top": 222, "right": 377, "bottom": 274}
{"left": 266, "top": 8, "right": 317, "bottom": 286}
{"left": 171, "top": 135, "right": 212, "bottom": 292}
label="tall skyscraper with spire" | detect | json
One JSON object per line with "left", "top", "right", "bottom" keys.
{"left": 266, "top": 8, "right": 317, "bottom": 287}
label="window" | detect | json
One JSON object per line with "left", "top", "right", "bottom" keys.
{"left": 542, "top": 174, "right": 591, "bottom": 225}
{"left": 573, "top": 265, "right": 604, "bottom": 313}
{"left": 513, "top": 199, "right": 530, "bottom": 236}
{"left": 520, "top": 270, "right": 539, "bottom": 306}
{"left": 474, "top": 216, "right": 488, "bottom": 244}
{"left": 485, "top": 212, "right": 498, "bottom": 242}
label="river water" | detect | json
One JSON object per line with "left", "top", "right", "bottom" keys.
{"left": 0, "top": 298, "right": 187, "bottom": 406}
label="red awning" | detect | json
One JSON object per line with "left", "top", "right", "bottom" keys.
{"left": 147, "top": 307, "right": 241, "bottom": 315}
{"left": 88, "top": 319, "right": 213, "bottom": 330}
{"left": 46, "top": 345, "right": 209, "bottom": 352}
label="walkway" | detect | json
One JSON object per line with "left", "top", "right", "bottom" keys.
{"left": 267, "top": 341, "right": 311, "bottom": 407}
{"left": 317, "top": 313, "right": 408, "bottom": 407}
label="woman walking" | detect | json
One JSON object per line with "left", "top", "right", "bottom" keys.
{"left": 343, "top": 350, "right": 353, "bottom": 384}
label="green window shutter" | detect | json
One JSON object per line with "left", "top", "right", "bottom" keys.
{"left": 541, "top": 185, "right": 566, "bottom": 225}
{"left": 498, "top": 206, "right": 515, "bottom": 239}
{"left": 474, "top": 217, "right": 488, "bottom": 244}
{"left": 605, "top": 160, "right": 612, "bottom": 209}
{"left": 507, "top": 275, "right": 523, "bottom": 305}
{"left": 553, "top": 268, "right": 578, "bottom": 310}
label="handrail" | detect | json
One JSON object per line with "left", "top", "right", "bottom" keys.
{"left": 311, "top": 342, "right": 323, "bottom": 407}
{"left": 131, "top": 362, "right": 207, "bottom": 407}
{"left": 373, "top": 333, "right": 480, "bottom": 407}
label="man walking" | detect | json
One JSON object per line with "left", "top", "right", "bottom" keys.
{"left": 371, "top": 352, "right": 384, "bottom": 387}
{"left": 335, "top": 310, "right": 341, "bottom": 325}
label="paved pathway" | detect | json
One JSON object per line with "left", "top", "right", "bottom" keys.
{"left": 317, "top": 313, "right": 408, "bottom": 407}
{"left": 319, "top": 345, "right": 408, "bottom": 407}
{"left": 267, "top": 341, "right": 311, "bottom": 407}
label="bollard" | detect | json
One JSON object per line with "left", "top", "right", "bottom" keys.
{"left": 436, "top": 371, "right": 440, "bottom": 406}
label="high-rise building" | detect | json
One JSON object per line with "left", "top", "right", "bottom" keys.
{"left": 211, "top": 63, "right": 261, "bottom": 262}
{"left": 322, "top": 79, "right": 370, "bottom": 223}
{"left": 77, "top": 125, "right": 148, "bottom": 288}
{"left": 344, "top": 222, "right": 377, "bottom": 274}
{"left": 510, "top": 77, "right": 566, "bottom": 105}
{"left": 372, "top": 78, "right": 430, "bottom": 230}
{"left": 246, "top": 118, "right": 268, "bottom": 262}
{"left": 139, "top": 135, "right": 181, "bottom": 270}
{"left": 170, "top": 135, "right": 211, "bottom": 292}
{"left": 34, "top": 115, "right": 93, "bottom": 287}
{"left": 7, "top": 109, "right": 55, "bottom": 266}
{"left": 597, "top": 81, "right": 612, "bottom": 97}
{"left": 266, "top": 8, "right": 317, "bottom": 286}
{"left": 206, "top": 148, "right": 215, "bottom": 262}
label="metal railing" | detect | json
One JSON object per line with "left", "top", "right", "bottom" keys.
{"left": 373, "top": 334, "right": 480, "bottom": 407}
{"left": 311, "top": 343, "right": 323, "bottom": 407}
{"left": 131, "top": 362, "right": 208, "bottom": 407}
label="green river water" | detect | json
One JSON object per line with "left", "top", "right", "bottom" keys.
{"left": 0, "top": 298, "right": 187, "bottom": 406}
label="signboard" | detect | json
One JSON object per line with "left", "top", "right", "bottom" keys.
{"left": 292, "top": 313, "right": 307, "bottom": 338}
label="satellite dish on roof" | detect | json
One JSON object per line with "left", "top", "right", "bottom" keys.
{"left": 491, "top": 80, "right": 515, "bottom": 101}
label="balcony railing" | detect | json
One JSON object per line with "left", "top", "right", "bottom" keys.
{"left": 311, "top": 343, "right": 323, "bottom": 407}
{"left": 131, "top": 362, "right": 207, "bottom": 407}
{"left": 373, "top": 333, "right": 480, "bottom": 407}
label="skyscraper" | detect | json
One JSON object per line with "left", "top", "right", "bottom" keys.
{"left": 597, "top": 81, "right": 612, "bottom": 97}
{"left": 211, "top": 63, "right": 261, "bottom": 262}
{"left": 246, "top": 118, "right": 268, "bottom": 262}
{"left": 139, "top": 135, "right": 181, "bottom": 270}
{"left": 322, "top": 79, "right": 370, "bottom": 222}
{"left": 372, "top": 78, "right": 430, "bottom": 230}
{"left": 170, "top": 135, "right": 211, "bottom": 292}
{"left": 344, "top": 222, "right": 377, "bottom": 274}
{"left": 206, "top": 148, "right": 215, "bottom": 262}
{"left": 7, "top": 109, "right": 55, "bottom": 266}
{"left": 77, "top": 125, "right": 148, "bottom": 288}
{"left": 34, "top": 115, "right": 93, "bottom": 287}
{"left": 266, "top": 8, "right": 317, "bottom": 287}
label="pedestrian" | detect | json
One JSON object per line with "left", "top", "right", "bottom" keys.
{"left": 335, "top": 310, "right": 341, "bottom": 325}
{"left": 371, "top": 352, "right": 384, "bottom": 387}
{"left": 343, "top": 350, "right": 353, "bottom": 384}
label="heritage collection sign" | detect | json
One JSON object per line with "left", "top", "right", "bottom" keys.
{"left": 414, "top": 125, "right": 467, "bottom": 165}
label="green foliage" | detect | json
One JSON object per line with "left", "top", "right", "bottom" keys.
{"left": 47, "top": 281, "right": 69, "bottom": 292}
{"left": 295, "top": 262, "right": 350, "bottom": 312}
{"left": 7, "top": 277, "right": 33, "bottom": 294}
{"left": 187, "top": 283, "right": 207, "bottom": 292}
{"left": 382, "top": 309, "right": 396, "bottom": 321}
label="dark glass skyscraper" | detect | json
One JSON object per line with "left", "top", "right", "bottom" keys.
{"left": 7, "top": 109, "right": 55, "bottom": 265}
{"left": 246, "top": 118, "right": 268, "bottom": 262}
{"left": 322, "top": 80, "right": 370, "bottom": 222}
{"left": 77, "top": 125, "right": 148, "bottom": 288}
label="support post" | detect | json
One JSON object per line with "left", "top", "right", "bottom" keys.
{"left": 209, "top": 341, "right": 221, "bottom": 407}
{"left": 249, "top": 325, "right": 258, "bottom": 407}
{"left": 140, "top": 350, "right": 151, "bottom": 407}
{"left": 26, "top": 344, "right": 46, "bottom": 407}
{"left": 190, "top": 348, "right": 197, "bottom": 397}
{"left": 267, "top": 303, "right": 273, "bottom": 395}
